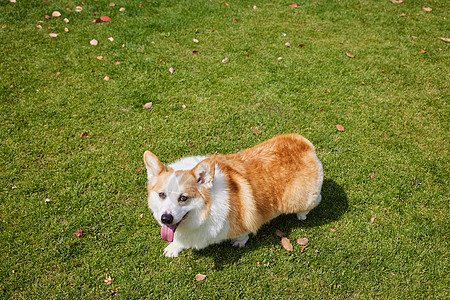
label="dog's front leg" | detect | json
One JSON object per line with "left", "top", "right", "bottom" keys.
{"left": 163, "top": 241, "right": 184, "bottom": 258}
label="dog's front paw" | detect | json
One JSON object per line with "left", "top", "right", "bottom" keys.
{"left": 163, "top": 242, "right": 184, "bottom": 258}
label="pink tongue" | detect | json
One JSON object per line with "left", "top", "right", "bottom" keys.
{"left": 161, "top": 224, "right": 176, "bottom": 242}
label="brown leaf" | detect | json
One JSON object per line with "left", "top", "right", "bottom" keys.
{"left": 105, "top": 274, "right": 114, "bottom": 285}
{"left": 194, "top": 273, "right": 206, "bottom": 281}
{"left": 253, "top": 130, "right": 260, "bottom": 134}
{"left": 301, "top": 245, "right": 307, "bottom": 252}
{"left": 346, "top": 52, "right": 354, "bottom": 58}
{"left": 370, "top": 216, "right": 377, "bottom": 224}
{"left": 119, "top": 7, "right": 126, "bottom": 12}
{"left": 75, "top": 229, "right": 83, "bottom": 237}
{"left": 330, "top": 228, "right": 336, "bottom": 232}
{"left": 297, "top": 238, "right": 308, "bottom": 246}
{"left": 97, "top": 56, "right": 103, "bottom": 60}
{"left": 275, "top": 229, "right": 284, "bottom": 237}
{"left": 336, "top": 124, "right": 345, "bottom": 132}
{"left": 441, "top": 37, "right": 450, "bottom": 42}
{"left": 49, "top": 33, "right": 58, "bottom": 38}
{"left": 143, "top": 102, "right": 153, "bottom": 108}
{"left": 90, "top": 39, "right": 98, "bottom": 46}
{"left": 52, "top": 11, "right": 61, "bottom": 17}
{"left": 135, "top": 168, "right": 141, "bottom": 172}
{"left": 80, "top": 132, "right": 88, "bottom": 138}
{"left": 370, "top": 173, "right": 375, "bottom": 179}
{"left": 281, "top": 237, "right": 293, "bottom": 251}
{"left": 390, "top": 0, "right": 403, "bottom": 3}
{"left": 104, "top": 76, "right": 110, "bottom": 81}
{"left": 421, "top": 50, "right": 427, "bottom": 53}
{"left": 222, "top": 57, "right": 229, "bottom": 63}
{"left": 285, "top": 42, "right": 291, "bottom": 47}
{"left": 422, "top": 6, "right": 432, "bottom": 12}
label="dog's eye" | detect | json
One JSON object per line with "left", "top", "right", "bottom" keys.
{"left": 159, "top": 192, "right": 167, "bottom": 199}
{"left": 178, "top": 195, "right": 188, "bottom": 202}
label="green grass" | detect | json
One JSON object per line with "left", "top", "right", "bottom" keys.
{"left": 1, "top": 0, "right": 448, "bottom": 298}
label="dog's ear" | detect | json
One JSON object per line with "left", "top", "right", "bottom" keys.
{"left": 192, "top": 158, "right": 215, "bottom": 190}
{"left": 143, "top": 151, "right": 166, "bottom": 184}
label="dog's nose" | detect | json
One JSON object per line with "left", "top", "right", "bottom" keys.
{"left": 161, "top": 213, "right": 174, "bottom": 224}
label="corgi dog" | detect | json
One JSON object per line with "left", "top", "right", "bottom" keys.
{"left": 143, "top": 133, "right": 323, "bottom": 258}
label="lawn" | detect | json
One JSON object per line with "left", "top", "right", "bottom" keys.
{"left": 0, "top": 0, "right": 448, "bottom": 298}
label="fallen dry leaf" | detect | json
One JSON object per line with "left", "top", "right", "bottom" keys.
{"left": 49, "top": 33, "right": 58, "bottom": 38}
{"left": 314, "top": 249, "right": 320, "bottom": 253}
{"left": 100, "top": 16, "right": 111, "bottom": 22}
{"left": 390, "top": 0, "right": 403, "bottom": 3}
{"left": 421, "top": 50, "right": 427, "bottom": 53}
{"left": 400, "top": 13, "right": 407, "bottom": 17}
{"left": 194, "top": 273, "right": 206, "bottom": 281}
{"left": 64, "top": 27, "right": 69, "bottom": 32}
{"left": 75, "top": 6, "right": 83, "bottom": 12}
{"left": 275, "top": 229, "right": 284, "bottom": 237}
{"left": 253, "top": 130, "right": 261, "bottom": 134}
{"left": 109, "top": 2, "right": 115, "bottom": 6}
{"left": 281, "top": 237, "right": 293, "bottom": 251}
{"left": 330, "top": 228, "right": 336, "bottom": 232}
{"left": 45, "top": 198, "right": 51, "bottom": 204}
{"left": 139, "top": 213, "right": 143, "bottom": 219}
{"left": 64, "top": 18, "right": 69, "bottom": 23}
{"left": 253, "top": 5, "right": 258, "bottom": 10}
{"left": 119, "top": 7, "right": 126, "bottom": 12}
{"left": 52, "top": 11, "right": 61, "bottom": 17}
{"left": 143, "top": 102, "right": 153, "bottom": 108}
{"left": 285, "top": 42, "right": 291, "bottom": 47}
{"left": 193, "top": 38, "right": 199, "bottom": 43}
{"left": 75, "top": 229, "right": 83, "bottom": 237}
{"left": 114, "top": 61, "right": 120, "bottom": 65}
{"left": 104, "top": 76, "right": 110, "bottom": 81}
{"left": 336, "top": 124, "right": 345, "bottom": 132}
{"left": 222, "top": 57, "right": 229, "bottom": 63}
{"left": 80, "top": 132, "right": 88, "bottom": 138}
{"left": 97, "top": 56, "right": 103, "bottom": 60}
{"left": 182, "top": 104, "right": 186, "bottom": 109}
{"left": 289, "top": 4, "right": 298, "bottom": 8}
{"left": 370, "top": 173, "right": 375, "bottom": 179}
{"left": 105, "top": 274, "right": 114, "bottom": 285}
{"left": 36, "top": 25, "right": 42, "bottom": 29}
{"left": 422, "top": 6, "right": 432, "bottom": 12}
{"left": 346, "top": 52, "right": 354, "bottom": 58}
{"left": 301, "top": 245, "right": 307, "bottom": 252}
{"left": 108, "top": 37, "right": 114, "bottom": 42}
{"left": 169, "top": 67, "right": 175, "bottom": 74}
{"left": 90, "top": 39, "right": 98, "bottom": 46}
{"left": 370, "top": 216, "right": 377, "bottom": 224}
{"left": 192, "top": 50, "right": 198, "bottom": 54}
{"left": 440, "top": 37, "right": 450, "bottom": 42}
{"left": 135, "top": 167, "right": 141, "bottom": 172}
{"left": 297, "top": 238, "right": 308, "bottom": 246}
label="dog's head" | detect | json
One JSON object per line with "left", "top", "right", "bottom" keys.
{"left": 143, "top": 151, "right": 214, "bottom": 242}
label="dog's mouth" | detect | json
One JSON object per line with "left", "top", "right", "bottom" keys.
{"left": 160, "top": 213, "right": 189, "bottom": 242}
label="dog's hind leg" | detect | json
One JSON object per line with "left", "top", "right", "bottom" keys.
{"left": 231, "top": 233, "right": 250, "bottom": 248}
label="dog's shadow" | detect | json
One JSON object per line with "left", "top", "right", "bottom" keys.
{"left": 192, "top": 179, "right": 348, "bottom": 269}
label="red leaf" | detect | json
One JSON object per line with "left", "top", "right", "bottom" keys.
{"left": 289, "top": 4, "right": 298, "bottom": 8}
{"left": 80, "top": 131, "right": 88, "bottom": 138}
{"left": 75, "top": 229, "right": 83, "bottom": 237}
{"left": 100, "top": 16, "right": 111, "bottom": 22}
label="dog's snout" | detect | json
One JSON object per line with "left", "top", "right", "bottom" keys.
{"left": 161, "top": 213, "right": 174, "bottom": 224}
